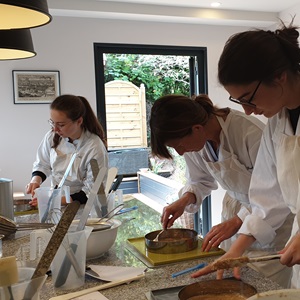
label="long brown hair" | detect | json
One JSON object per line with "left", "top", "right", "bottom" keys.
{"left": 50, "top": 94, "right": 107, "bottom": 148}
{"left": 150, "top": 94, "right": 228, "bottom": 159}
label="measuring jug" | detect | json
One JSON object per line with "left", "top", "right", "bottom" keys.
{"left": 35, "top": 186, "right": 70, "bottom": 223}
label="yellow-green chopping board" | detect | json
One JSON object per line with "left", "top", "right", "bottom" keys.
{"left": 126, "top": 237, "right": 225, "bottom": 267}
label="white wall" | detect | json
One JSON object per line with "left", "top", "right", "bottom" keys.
{"left": 2, "top": 9, "right": 299, "bottom": 194}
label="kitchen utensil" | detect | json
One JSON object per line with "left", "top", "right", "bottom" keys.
{"left": 48, "top": 273, "right": 145, "bottom": 300}
{"left": 116, "top": 205, "right": 138, "bottom": 215}
{"left": 0, "top": 267, "right": 47, "bottom": 300}
{"left": 52, "top": 225, "right": 92, "bottom": 290}
{"left": 54, "top": 167, "right": 107, "bottom": 287}
{"left": 76, "top": 166, "right": 107, "bottom": 231}
{"left": 47, "top": 224, "right": 86, "bottom": 288}
{"left": 85, "top": 218, "right": 122, "bottom": 259}
{"left": 104, "top": 167, "right": 118, "bottom": 194}
{"left": 178, "top": 278, "right": 257, "bottom": 300}
{"left": 153, "top": 229, "right": 167, "bottom": 242}
{"left": 0, "top": 215, "right": 54, "bottom": 237}
{"left": 0, "top": 256, "right": 18, "bottom": 300}
{"left": 13, "top": 199, "right": 34, "bottom": 213}
{"left": 0, "top": 178, "right": 14, "bottom": 221}
{"left": 109, "top": 174, "right": 123, "bottom": 193}
{"left": 36, "top": 186, "right": 70, "bottom": 224}
{"left": 90, "top": 159, "right": 107, "bottom": 217}
{"left": 247, "top": 289, "right": 300, "bottom": 299}
{"left": 33, "top": 201, "right": 81, "bottom": 279}
{"left": 171, "top": 262, "right": 207, "bottom": 278}
{"left": 93, "top": 203, "right": 124, "bottom": 224}
{"left": 210, "top": 254, "right": 282, "bottom": 271}
{"left": 40, "top": 152, "right": 77, "bottom": 223}
{"left": 23, "top": 201, "right": 80, "bottom": 299}
{"left": 145, "top": 228, "right": 198, "bottom": 254}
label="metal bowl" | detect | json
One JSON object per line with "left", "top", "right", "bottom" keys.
{"left": 145, "top": 228, "right": 198, "bottom": 254}
{"left": 178, "top": 278, "right": 257, "bottom": 300}
{"left": 13, "top": 199, "right": 33, "bottom": 213}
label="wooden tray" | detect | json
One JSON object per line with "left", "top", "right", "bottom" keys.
{"left": 126, "top": 236, "right": 225, "bottom": 267}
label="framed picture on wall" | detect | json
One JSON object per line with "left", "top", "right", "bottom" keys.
{"left": 13, "top": 70, "right": 60, "bottom": 104}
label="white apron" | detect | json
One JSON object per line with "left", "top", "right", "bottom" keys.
{"left": 205, "top": 116, "right": 292, "bottom": 287}
{"left": 277, "top": 129, "right": 300, "bottom": 288}
{"left": 204, "top": 116, "right": 251, "bottom": 250}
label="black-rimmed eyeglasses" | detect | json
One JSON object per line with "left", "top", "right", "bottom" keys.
{"left": 229, "top": 81, "right": 261, "bottom": 108}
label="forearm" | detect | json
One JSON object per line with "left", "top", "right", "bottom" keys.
{"left": 180, "top": 192, "right": 197, "bottom": 206}
{"left": 229, "top": 234, "right": 256, "bottom": 256}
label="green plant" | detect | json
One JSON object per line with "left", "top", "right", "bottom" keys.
{"left": 104, "top": 54, "right": 190, "bottom": 104}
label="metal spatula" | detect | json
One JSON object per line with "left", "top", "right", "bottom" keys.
{"left": 210, "top": 254, "right": 282, "bottom": 270}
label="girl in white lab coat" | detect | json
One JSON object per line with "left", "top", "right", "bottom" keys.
{"left": 150, "top": 94, "right": 293, "bottom": 287}
{"left": 193, "top": 20, "right": 300, "bottom": 288}
{"left": 26, "top": 94, "right": 108, "bottom": 204}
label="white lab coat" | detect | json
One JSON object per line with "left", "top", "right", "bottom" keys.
{"left": 179, "top": 109, "right": 293, "bottom": 287}
{"left": 238, "top": 108, "right": 296, "bottom": 288}
{"left": 32, "top": 130, "right": 108, "bottom": 195}
{"left": 180, "top": 109, "right": 264, "bottom": 216}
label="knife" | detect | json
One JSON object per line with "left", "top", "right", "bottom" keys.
{"left": 54, "top": 166, "right": 107, "bottom": 287}
{"left": 23, "top": 200, "right": 81, "bottom": 300}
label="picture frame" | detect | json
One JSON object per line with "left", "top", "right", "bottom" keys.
{"left": 13, "top": 70, "right": 60, "bottom": 104}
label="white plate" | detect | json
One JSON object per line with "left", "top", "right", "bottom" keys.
{"left": 247, "top": 289, "right": 300, "bottom": 299}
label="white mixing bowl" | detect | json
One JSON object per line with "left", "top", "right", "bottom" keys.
{"left": 247, "top": 289, "right": 300, "bottom": 299}
{"left": 85, "top": 218, "right": 122, "bottom": 259}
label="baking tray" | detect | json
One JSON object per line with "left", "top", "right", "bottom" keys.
{"left": 126, "top": 236, "right": 225, "bottom": 267}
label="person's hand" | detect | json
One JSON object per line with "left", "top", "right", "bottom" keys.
{"left": 161, "top": 192, "right": 196, "bottom": 229}
{"left": 279, "top": 232, "right": 300, "bottom": 267}
{"left": 25, "top": 175, "right": 42, "bottom": 196}
{"left": 191, "top": 250, "right": 243, "bottom": 279}
{"left": 161, "top": 200, "right": 185, "bottom": 229}
{"left": 29, "top": 196, "right": 38, "bottom": 207}
{"left": 202, "top": 216, "right": 242, "bottom": 251}
{"left": 25, "top": 181, "right": 40, "bottom": 195}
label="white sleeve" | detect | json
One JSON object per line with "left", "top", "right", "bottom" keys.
{"left": 32, "top": 131, "right": 53, "bottom": 177}
{"left": 179, "top": 152, "right": 218, "bottom": 213}
{"left": 79, "top": 136, "right": 108, "bottom": 195}
{"left": 238, "top": 123, "right": 292, "bottom": 246}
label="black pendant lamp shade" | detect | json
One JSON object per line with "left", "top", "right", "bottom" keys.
{"left": 0, "top": 0, "right": 52, "bottom": 29}
{"left": 0, "top": 29, "right": 36, "bottom": 60}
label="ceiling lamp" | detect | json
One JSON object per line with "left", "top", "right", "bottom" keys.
{"left": 0, "top": 0, "right": 52, "bottom": 29}
{"left": 0, "top": 29, "right": 36, "bottom": 60}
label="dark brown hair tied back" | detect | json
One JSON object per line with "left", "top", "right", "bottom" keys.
{"left": 150, "top": 94, "right": 224, "bottom": 159}
{"left": 192, "top": 94, "right": 215, "bottom": 120}
{"left": 218, "top": 18, "right": 300, "bottom": 85}
{"left": 50, "top": 94, "right": 107, "bottom": 149}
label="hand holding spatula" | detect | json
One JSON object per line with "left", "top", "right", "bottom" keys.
{"left": 210, "top": 254, "right": 281, "bottom": 270}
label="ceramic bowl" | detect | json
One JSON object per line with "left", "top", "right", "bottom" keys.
{"left": 247, "top": 289, "right": 300, "bottom": 299}
{"left": 85, "top": 218, "right": 122, "bottom": 259}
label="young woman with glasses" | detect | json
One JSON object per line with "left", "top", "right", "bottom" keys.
{"left": 193, "top": 20, "right": 300, "bottom": 288}
{"left": 149, "top": 94, "right": 291, "bottom": 284}
{"left": 25, "top": 94, "right": 108, "bottom": 205}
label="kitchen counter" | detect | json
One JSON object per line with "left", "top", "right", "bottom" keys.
{"left": 3, "top": 196, "right": 282, "bottom": 299}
